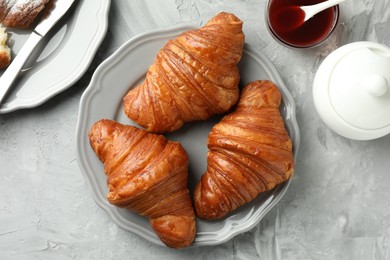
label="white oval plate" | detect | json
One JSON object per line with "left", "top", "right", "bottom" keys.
{"left": 0, "top": 0, "right": 111, "bottom": 114}
{"left": 76, "top": 24, "right": 300, "bottom": 247}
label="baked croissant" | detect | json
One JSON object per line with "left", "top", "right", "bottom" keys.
{"left": 194, "top": 80, "right": 294, "bottom": 219}
{"left": 88, "top": 119, "right": 196, "bottom": 248}
{"left": 0, "top": 0, "right": 50, "bottom": 29}
{"left": 123, "top": 12, "right": 245, "bottom": 133}
{"left": 0, "top": 24, "right": 10, "bottom": 69}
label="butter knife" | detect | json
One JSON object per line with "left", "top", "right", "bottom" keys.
{"left": 0, "top": 0, "right": 76, "bottom": 105}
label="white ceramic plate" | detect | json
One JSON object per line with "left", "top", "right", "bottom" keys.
{"left": 0, "top": 0, "right": 111, "bottom": 114}
{"left": 76, "top": 24, "right": 300, "bottom": 247}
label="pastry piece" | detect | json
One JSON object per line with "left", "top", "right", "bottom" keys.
{"left": 0, "top": 24, "right": 10, "bottom": 69}
{"left": 194, "top": 80, "right": 294, "bottom": 219}
{"left": 0, "top": 0, "right": 50, "bottom": 29}
{"left": 123, "top": 12, "right": 245, "bottom": 133}
{"left": 88, "top": 119, "right": 196, "bottom": 248}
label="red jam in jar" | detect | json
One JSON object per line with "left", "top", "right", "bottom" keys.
{"left": 267, "top": 0, "right": 339, "bottom": 48}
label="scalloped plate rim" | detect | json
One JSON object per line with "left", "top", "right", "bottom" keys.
{"left": 76, "top": 22, "right": 300, "bottom": 248}
{"left": 0, "top": 0, "right": 111, "bottom": 114}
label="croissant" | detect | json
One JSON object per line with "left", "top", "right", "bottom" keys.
{"left": 123, "top": 12, "right": 245, "bottom": 133}
{"left": 0, "top": 0, "right": 50, "bottom": 29}
{"left": 0, "top": 24, "right": 10, "bottom": 69}
{"left": 194, "top": 80, "right": 294, "bottom": 219}
{"left": 88, "top": 119, "right": 196, "bottom": 248}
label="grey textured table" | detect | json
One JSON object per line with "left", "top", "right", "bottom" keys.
{"left": 1, "top": 0, "right": 390, "bottom": 259}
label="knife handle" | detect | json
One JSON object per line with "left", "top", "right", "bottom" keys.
{"left": 0, "top": 32, "right": 42, "bottom": 105}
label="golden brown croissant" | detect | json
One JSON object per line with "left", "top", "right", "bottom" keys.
{"left": 88, "top": 119, "right": 196, "bottom": 248}
{"left": 123, "top": 12, "right": 245, "bottom": 133}
{"left": 194, "top": 80, "right": 294, "bottom": 220}
{"left": 0, "top": 0, "right": 50, "bottom": 29}
{"left": 0, "top": 24, "right": 10, "bottom": 69}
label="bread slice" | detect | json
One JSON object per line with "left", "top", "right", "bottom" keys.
{"left": 0, "top": 24, "right": 11, "bottom": 69}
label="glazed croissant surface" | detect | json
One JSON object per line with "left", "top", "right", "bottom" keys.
{"left": 194, "top": 80, "right": 294, "bottom": 220}
{"left": 88, "top": 119, "right": 196, "bottom": 248}
{"left": 123, "top": 12, "right": 245, "bottom": 133}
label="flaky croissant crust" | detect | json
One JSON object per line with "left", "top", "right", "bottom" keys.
{"left": 88, "top": 119, "right": 196, "bottom": 248}
{"left": 0, "top": 0, "right": 50, "bottom": 29}
{"left": 123, "top": 12, "right": 245, "bottom": 133}
{"left": 194, "top": 80, "right": 294, "bottom": 220}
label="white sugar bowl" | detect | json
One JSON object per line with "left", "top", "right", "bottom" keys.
{"left": 313, "top": 41, "right": 390, "bottom": 140}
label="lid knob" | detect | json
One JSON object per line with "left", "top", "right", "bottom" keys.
{"left": 363, "top": 74, "right": 389, "bottom": 97}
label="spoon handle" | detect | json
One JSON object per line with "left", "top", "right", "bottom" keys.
{"left": 302, "top": 0, "right": 347, "bottom": 21}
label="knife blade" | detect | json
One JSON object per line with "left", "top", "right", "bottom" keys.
{"left": 0, "top": 0, "right": 76, "bottom": 105}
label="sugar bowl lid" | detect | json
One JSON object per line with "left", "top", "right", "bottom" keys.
{"left": 313, "top": 41, "right": 390, "bottom": 140}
